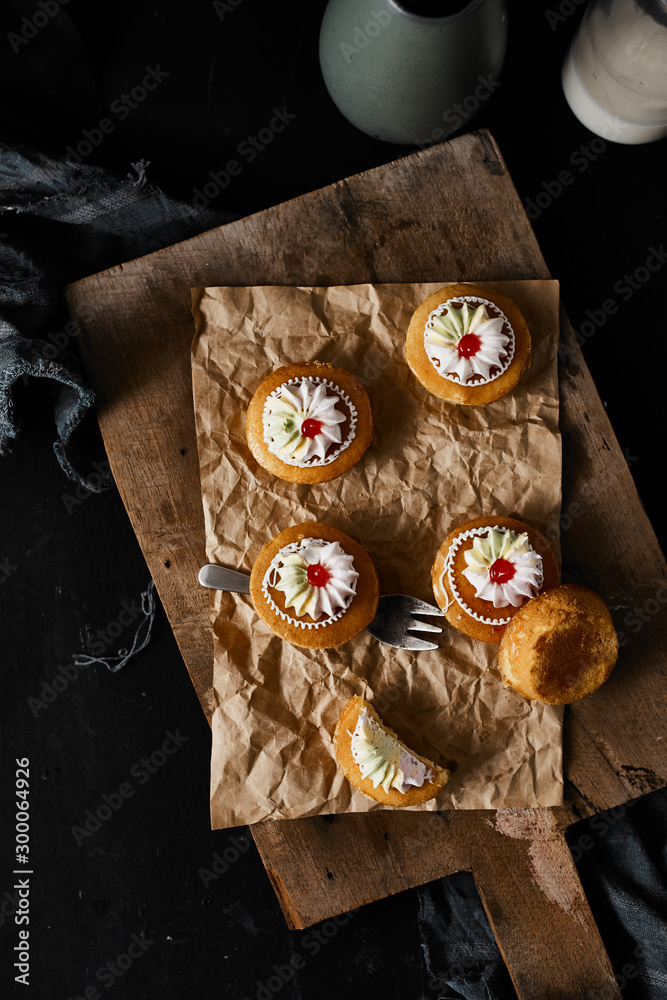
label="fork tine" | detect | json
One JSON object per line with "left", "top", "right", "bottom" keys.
{"left": 408, "top": 619, "right": 443, "bottom": 634}
{"left": 365, "top": 627, "right": 439, "bottom": 650}
{"left": 403, "top": 597, "right": 445, "bottom": 617}
{"left": 399, "top": 635, "right": 440, "bottom": 651}
{"left": 365, "top": 593, "right": 445, "bottom": 650}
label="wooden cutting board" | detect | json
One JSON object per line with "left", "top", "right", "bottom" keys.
{"left": 65, "top": 129, "right": 666, "bottom": 1000}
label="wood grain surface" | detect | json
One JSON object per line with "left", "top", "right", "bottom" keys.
{"left": 65, "top": 129, "right": 666, "bottom": 995}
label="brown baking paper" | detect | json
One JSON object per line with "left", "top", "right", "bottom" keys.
{"left": 191, "top": 280, "right": 564, "bottom": 829}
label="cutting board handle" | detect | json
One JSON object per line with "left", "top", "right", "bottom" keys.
{"left": 473, "top": 815, "right": 621, "bottom": 1000}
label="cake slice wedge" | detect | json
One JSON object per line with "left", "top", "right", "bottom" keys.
{"left": 334, "top": 696, "right": 450, "bottom": 806}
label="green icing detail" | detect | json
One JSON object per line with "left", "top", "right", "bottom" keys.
{"left": 429, "top": 302, "right": 488, "bottom": 345}
{"left": 273, "top": 554, "right": 317, "bottom": 617}
{"left": 469, "top": 528, "right": 528, "bottom": 568}
{"left": 352, "top": 718, "right": 406, "bottom": 794}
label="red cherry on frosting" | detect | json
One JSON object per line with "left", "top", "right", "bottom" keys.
{"left": 457, "top": 333, "right": 481, "bottom": 358}
{"left": 489, "top": 558, "right": 516, "bottom": 584}
{"left": 307, "top": 563, "right": 330, "bottom": 587}
{"left": 301, "top": 418, "right": 323, "bottom": 439}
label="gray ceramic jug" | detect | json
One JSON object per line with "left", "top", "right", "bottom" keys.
{"left": 319, "top": 0, "right": 507, "bottom": 145}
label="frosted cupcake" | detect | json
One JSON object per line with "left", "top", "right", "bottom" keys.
{"left": 431, "top": 515, "right": 559, "bottom": 643}
{"left": 246, "top": 363, "right": 372, "bottom": 483}
{"left": 405, "top": 284, "right": 532, "bottom": 405}
{"left": 249, "top": 523, "right": 379, "bottom": 649}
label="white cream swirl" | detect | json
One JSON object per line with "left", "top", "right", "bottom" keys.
{"left": 424, "top": 297, "right": 512, "bottom": 384}
{"left": 263, "top": 379, "right": 349, "bottom": 465}
{"left": 271, "top": 539, "right": 358, "bottom": 621}
{"left": 462, "top": 527, "right": 543, "bottom": 608}
{"left": 350, "top": 709, "right": 433, "bottom": 795}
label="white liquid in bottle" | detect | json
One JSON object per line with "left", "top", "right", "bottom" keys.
{"left": 562, "top": 0, "right": 667, "bottom": 144}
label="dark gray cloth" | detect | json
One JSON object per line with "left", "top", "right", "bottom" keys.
{"left": 0, "top": 137, "right": 233, "bottom": 487}
{"left": 417, "top": 871, "right": 515, "bottom": 1000}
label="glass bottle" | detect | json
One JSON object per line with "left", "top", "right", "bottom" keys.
{"left": 562, "top": 0, "right": 667, "bottom": 144}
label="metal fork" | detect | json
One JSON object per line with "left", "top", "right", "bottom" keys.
{"left": 198, "top": 565, "right": 445, "bottom": 651}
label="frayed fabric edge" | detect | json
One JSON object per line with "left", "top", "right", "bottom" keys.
{"left": 72, "top": 580, "right": 157, "bottom": 673}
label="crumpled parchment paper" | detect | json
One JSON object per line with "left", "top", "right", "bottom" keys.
{"left": 191, "top": 280, "right": 563, "bottom": 829}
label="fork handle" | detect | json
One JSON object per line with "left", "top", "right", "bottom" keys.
{"left": 198, "top": 564, "right": 251, "bottom": 594}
